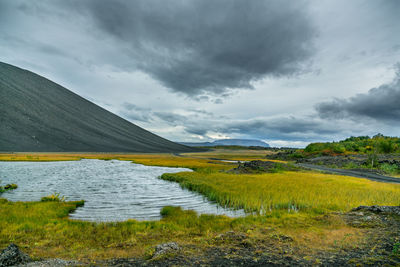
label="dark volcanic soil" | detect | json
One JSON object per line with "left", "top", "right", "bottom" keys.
{"left": 229, "top": 160, "right": 302, "bottom": 174}
{"left": 0, "top": 62, "right": 197, "bottom": 153}
{"left": 297, "top": 154, "right": 400, "bottom": 170}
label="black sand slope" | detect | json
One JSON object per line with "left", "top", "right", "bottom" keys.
{"left": 0, "top": 62, "right": 197, "bottom": 152}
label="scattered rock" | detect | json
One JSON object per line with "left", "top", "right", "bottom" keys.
{"left": 293, "top": 154, "right": 400, "bottom": 174}
{"left": 153, "top": 242, "right": 179, "bottom": 258}
{"left": 271, "top": 234, "right": 294, "bottom": 242}
{"left": 215, "top": 231, "right": 247, "bottom": 242}
{"left": 0, "top": 244, "right": 31, "bottom": 267}
{"left": 4, "top": 184, "right": 17, "bottom": 190}
{"left": 17, "top": 259, "right": 78, "bottom": 267}
{"left": 230, "top": 160, "right": 301, "bottom": 174}
{"left": 352, "top": 205, "right": 400, "bottom": 216}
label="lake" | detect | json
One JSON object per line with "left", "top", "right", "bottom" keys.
{"left": 0, "top": 159, "right": 244, "bottom": 221}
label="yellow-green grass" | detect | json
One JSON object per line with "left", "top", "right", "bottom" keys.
{"left": 0, "top": 149, "right": 279, "bottom": 165}
{"left": 2, "top": 152, "right": 399, "bottom": 213}
{"left": 0, "top": 153, "right": 83, "bottom": 161}
{"left": 0, "top": 151, "right": 399, "bottom": 260}
{"left": 161, "top": 171, "right": 400, "bottom": 214}
{"left": 0, "top": 198, "right": 226, "bottom": 260}
{"left": 0, "top": 198, "right": 363, "bottom": 261}
{"left": 0, "top": 153, "right": 233, "bottom": 171}
{"left": 183, "top": 148, "right": 275, "bottom": 161}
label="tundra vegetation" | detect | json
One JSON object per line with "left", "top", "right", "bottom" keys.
{"left": 303, "top": 134, "right": 400, "bottom": 154}
{"left": 269, "top": 134, "right": 400, "bottom": 176}
{"left": 0, "top": 149, "right": 399, "bottom": 264}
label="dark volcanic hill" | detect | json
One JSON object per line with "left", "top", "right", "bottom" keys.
{"left": 0, "top": 62, "right": 197, "bottom": 153}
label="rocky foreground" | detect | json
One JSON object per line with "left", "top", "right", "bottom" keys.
{"left": 1, "top": 206, "right": 399, "bottom": 267}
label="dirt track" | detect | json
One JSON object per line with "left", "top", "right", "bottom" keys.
{"left": 298, "top": 163, "right": 400, "bottom": 184}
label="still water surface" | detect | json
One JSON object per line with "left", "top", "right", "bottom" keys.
{"left": 0, "top": 159, "right": 244, "bottom": 221}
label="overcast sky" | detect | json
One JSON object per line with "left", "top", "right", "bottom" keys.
{"left": 1, "top": 0, "right": 400, "bottom": 147}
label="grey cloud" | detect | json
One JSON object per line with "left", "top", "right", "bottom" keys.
{"left": 153, "top": 112, "right": 187, "bottom": 125}
{"left": 392, "top": 44, "right": 400, "bottom": 52}
{"left": 120, "top": 102, "right": 153, "bottom": 122}
{"left": 185, "top": 126, "right": 209, "bottom": 136}
{"left": 182, "top": 116, "right": 345, "bottom": 142}
{"left": 66, "top": 0, "right": 316, "bottom": 96}
{"left": 119, "top": 101, "right": 355, "bottom": 141}
{"left": 221, "top": 117, "right": 341, "bottom": 139}
{"left": 187, "top": 109, "right": 214, "bottom": 117}
{"left": 316, "top": 64, "right": 400, "bottom": 122}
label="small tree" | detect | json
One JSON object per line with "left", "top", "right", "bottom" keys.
{"left": 367, "top": 152, "right": 378, "bottom": 168}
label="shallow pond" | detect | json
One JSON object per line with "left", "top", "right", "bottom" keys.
{"left": 0, "top": 159, "right": 244, "bottom": 221}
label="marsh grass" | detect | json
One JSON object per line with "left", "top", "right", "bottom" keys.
{"left": 161, "top": 171, "right": 400, "bottom": 214}
{"left": 1, "top": 152, "right": 399, "bottom": 214}
{"left": 0, "top": 151, "right": 399, "bottom": 260}
{"left": 0, "top": 198, "right": 363, "bottom": 260}
{"left": 183, "top": 149, "right": 275, "bottom": 161}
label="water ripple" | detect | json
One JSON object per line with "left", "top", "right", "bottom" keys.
{"left": 0, "top": 159, "right": 244, "bottom": 221}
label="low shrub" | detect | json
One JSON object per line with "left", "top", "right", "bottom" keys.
{"left": 379, "top": 163, "right": 399, "bottom": 175}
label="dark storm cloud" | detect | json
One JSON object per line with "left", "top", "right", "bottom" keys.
{"left": 65, "top": 0, "right": 316, "bottom": 96}
{"left": 316, "top": 64, "right": 400, "bottom": 122}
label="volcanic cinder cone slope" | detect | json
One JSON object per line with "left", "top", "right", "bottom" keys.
{"left": 0, "top": 62, "right": 197, "bottom": 152}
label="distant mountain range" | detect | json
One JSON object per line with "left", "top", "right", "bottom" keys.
{"left": 180, "top": 139, "right": 270, "bottom": 147}
{"left": 0, "top": 62, "right": 197, "bottom": 153}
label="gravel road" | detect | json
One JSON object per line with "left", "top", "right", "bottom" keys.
{"left": 298, "top": 163, "right": 400, "bottom": 184}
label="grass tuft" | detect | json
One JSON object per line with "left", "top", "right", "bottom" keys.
{"left": 41, "top": 193, "right": 66, "bottom": 202}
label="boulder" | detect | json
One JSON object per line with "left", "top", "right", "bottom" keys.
{"left": 153, "top": 242, "right": 179, "bottom": 258}
{"left": 0, "top": 244, "right": 31, "bottom": 267}
{"left": 352, "top": 205, "right": 400, "bottom": 216}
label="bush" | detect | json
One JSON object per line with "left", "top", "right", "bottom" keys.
{"left": 378, "top": 140, "right": 397, "bottom": 153}
{"left": 332, "top": 144, "right": 346, "bottom": 154}
{"left": 304, "top": 135, "right": 400, "bottom": 155}
{"left": 366, "top": 153, "right": 378, "bottom": 168}
{"left": 379, "top": 163, "right": 399, "bottom": 175}
{"left": 289, "top": 152, "right": 304, "bottom": 159}
{"left": 304, "top": 143, "right": 326, "bottom": 153}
